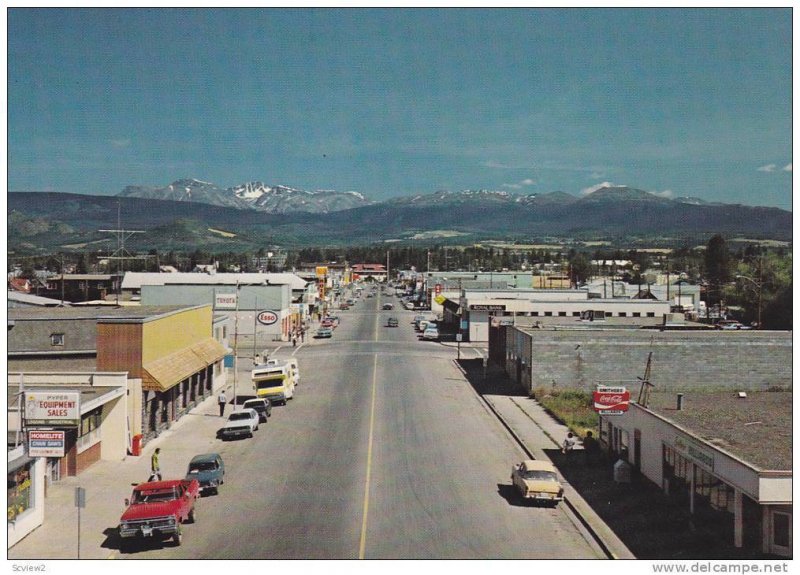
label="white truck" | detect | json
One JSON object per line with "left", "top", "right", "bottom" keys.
{"left": 252, "top": 361, "right": 295, "bottom": 405}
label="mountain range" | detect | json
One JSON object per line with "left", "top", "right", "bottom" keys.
{"left": 8, "top": 183, "right": 793, "bottom": 252}
{"left": 118, "top": 178, "right": 371, "bottom": 213}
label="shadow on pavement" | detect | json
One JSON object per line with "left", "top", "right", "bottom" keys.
{"left": 459, "top": 358, "right": 765, "bottom": 560}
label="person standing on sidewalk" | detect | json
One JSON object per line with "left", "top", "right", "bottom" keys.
{"left": 218, "top": 390, "right": 227, "bottom": 417}
{"left": 582, "top": 431, "right": 599, "bottom": 465}
{"left": 150, "top": 448, "right": 162, "bottom": 481}
{"left": 562, "top": 432, "right": 576, "bottom": 455}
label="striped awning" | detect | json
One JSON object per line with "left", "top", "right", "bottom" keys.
{"left": 142, "top": 338, "right": 228, "bottom": 393}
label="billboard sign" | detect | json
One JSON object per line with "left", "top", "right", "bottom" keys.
{"left": 25, "top": 391, "right": 81, "bottom": 426}
{"left": 593, "top": 386, "right": 630, "bottom": 415}
{"left": 28, "top": 430, "right": 66, "bottom": 457}
{"left": 257, "top": 310, "right": 279, "bottom": 325}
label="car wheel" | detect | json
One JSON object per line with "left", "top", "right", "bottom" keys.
{"left": 119, "top": 538, "right": 132, "bottom": 554}
{"left": 188, "top": 506, "right": 196, "bottom": 524}
{"left": 173, "top": 529, "right": 182, "bottom": 547}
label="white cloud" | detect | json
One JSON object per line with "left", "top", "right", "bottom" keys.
{"left": 590, "top": 172, "right": 605, "bottom": 179}
{"left": 580, "top": 181, "right": 619, "bottom": 196}
{"left": 757, "top": 164, "right": 777, "bottom": 172}
{"left": 650, "top": 189, "right": 675, "bottom": 199}
{"left": 783, "top": 163, "right": 792, "bottom": 172}
{"left": 110, "top": 138, "right": 131, "bottom": 148}
{"left": 502, "top": 177, "right": 536, "bottom": 190}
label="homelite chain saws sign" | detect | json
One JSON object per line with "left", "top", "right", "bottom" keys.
{"left": 593, "top": 386, "right": 631, "bottom": 415}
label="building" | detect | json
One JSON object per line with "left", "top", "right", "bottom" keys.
{"left": 44, "top": 274, "right": 120, "bottom": 303}
{"left": 7, "top": 291, "right": 69, "bottom": 308}
{"left": 8, "top": 372, "right": 130, "bottom": 479}
{"left": 123, "top": 272, "right": 317, "bottom": 340}
{"left": 8, "top": 444, "right": 45, "bottom": 548}
{"left": 351, "top": 264, "right": 387, "bottom": 282}
{"left": 8, "top": 305, "right": 229, "bottom": 449}
{"left": 457, "top": 288, "right": 671, "bottom": 342}
{"left": 499, "top": 324, "right": 791, "bottom": 394}
{"left": 601, "top": 390, "right": 791, "bottom": 557}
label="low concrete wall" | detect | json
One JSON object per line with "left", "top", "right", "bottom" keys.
{"left": 508, "top": 329, "right": 792, "bottom": 393}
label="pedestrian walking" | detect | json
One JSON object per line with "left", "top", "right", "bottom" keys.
{"left": 562, "top": 432, "right": 576, "bottom": 455}
{"left": 218, "top": 390, "right": 227, "bottom": 417}
{"left": 292, "top": 334, "right": 297, "bottom": 347}
{"left": 150, "top": 448, "right": 162, "bottom": 481}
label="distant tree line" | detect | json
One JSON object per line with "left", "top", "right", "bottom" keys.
{"left": 11, "top": 235, "right": 791, "bottom": 329}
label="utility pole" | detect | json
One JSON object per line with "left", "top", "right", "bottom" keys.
{"left": 253, "top": 295, "right": 258, "bottom": 362}
{"left": 233, "top": 280, "right": 240, "bottom": 407}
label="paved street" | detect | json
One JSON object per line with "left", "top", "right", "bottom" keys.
{"left": 9, "top": 291, "right": 602, "bottom": 560}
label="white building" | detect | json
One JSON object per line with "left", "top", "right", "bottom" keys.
{"left": 459, "top": 289, "right": 670, "bottom": 341}
{"left": 602, "top": 391, "right": 791, "bottom": 557}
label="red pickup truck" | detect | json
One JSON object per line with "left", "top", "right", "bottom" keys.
{"left": 118, "top": 479, "right": 199, "bottom": 550}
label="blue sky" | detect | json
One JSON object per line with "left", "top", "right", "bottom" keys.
{"left": 7, "top": 8, "right": 793, "bottom": 210}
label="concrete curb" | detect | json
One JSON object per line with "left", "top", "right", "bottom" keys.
{"left": 453, "top": 359, "right": 635, "bottom": 560}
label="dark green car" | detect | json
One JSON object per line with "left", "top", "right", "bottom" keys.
{"left": 185, "top": 453, "right": 225, "bottom": 495}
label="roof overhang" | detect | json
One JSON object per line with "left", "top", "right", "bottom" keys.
{"left": 142, "top": 339, "right": 227, "bottom": 392}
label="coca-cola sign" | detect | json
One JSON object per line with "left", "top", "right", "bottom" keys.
{"left": 593, "top": 386, "right": 630, "bottom": 414}
{"left": 257, "top": 310, "right": 279, "bottom": 325}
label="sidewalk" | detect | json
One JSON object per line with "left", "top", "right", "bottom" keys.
{"left": 457, "top": 358, "right": 767, "bottom": 560}
{"left": 8, "top": 387, "right": 228, "bottom": 560}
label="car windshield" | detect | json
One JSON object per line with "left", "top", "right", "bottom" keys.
{"left": 229, "top": 412, "right": 251, "bottom": 421}
{"left": 133, "top": 488, "right": 177, "bottom": 503}
{"left": 244, "top": 403, "right": 263, "bottom": 410}
{"left": 189, "top": 461, "right": 217, "bottom": 472}
{"left": 522, "top": 470, "right": 558, "bottom": 481}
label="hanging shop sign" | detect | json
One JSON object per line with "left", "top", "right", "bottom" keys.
{"left": 593, "top": 386, "right": 631, "bottom": 415}
{"left": 25, "top": 391, "right": 81, "bottom": 426}
{"left": 28, "top": 430, "right": 66, "bottom": 457}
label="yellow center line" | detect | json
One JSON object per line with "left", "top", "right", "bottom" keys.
{"left": 359, "top": 353, "right": 378, "bottom": 559}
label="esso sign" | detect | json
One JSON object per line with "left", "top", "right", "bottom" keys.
{"left": 257, "top": 311, "right": 279, "bottom": 325}
{"left": 434, "top": 284, "right": 442, "bottom": 294}
{"left": 593, "top": 386, "right": 631, "bottom": 414}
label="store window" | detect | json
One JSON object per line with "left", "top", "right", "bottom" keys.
{"left": 78, "top": 407, "right": 102, "bottom": 451}
{"left": 50, "top": 333, "right": 65, "bottom": 346}
{"left": 8, "top": 462, "right": 33, "bottom": 522}
{"left": 773, "top": 512, "right": 791, "bottom": 549}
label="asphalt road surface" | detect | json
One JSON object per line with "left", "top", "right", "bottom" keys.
{"left": 133, "top": 289, "right": 600, "bottom": 559}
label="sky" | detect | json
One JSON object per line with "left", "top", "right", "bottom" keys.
{"left": 6, "top": 8, "right": 794, "bottom": 210}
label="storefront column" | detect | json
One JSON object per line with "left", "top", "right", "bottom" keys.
{"left": 734, "top": 489, "right": 744, "bottom": 548}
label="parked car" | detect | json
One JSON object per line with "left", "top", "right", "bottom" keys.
{"left": 510, "top": 460, "right": 564, "bottom": 506}
{"left": 382, "top": 303, "right": 394, "bottom": 310}
{"left": 217, "top": 408, "right": 259, "bottom": 440}
{"left": 422, "top": 326, "right": 440, "bottom": 341}
{"left": 387, "top": 317, "right": 399, "bottom": 327}
{"left": 185, "top": 453, "right": 225, "bottom": 495}
{"left": 242, "top": 398, "right": 272, "bottom": 423}
{"left": 118, "top": 478, "right": 200, "bottom": 550}
{"left": 315, "top": 327, "right": 333, "bottom": 338}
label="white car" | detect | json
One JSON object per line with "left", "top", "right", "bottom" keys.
{"left": 422, "top": 326, "right": 440, "bottom": 341}
{"left": 217, "top": 408, "right": 259, "bottom": 440}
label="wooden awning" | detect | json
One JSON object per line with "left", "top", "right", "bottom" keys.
{"left": 142, "top": 338, "right": 228, "bottom": 392}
